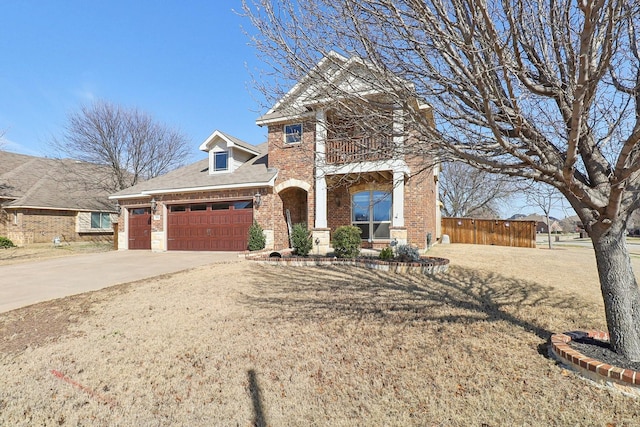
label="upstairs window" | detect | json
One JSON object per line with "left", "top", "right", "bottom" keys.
{"left": 284, "top": 123, "right": 303, "bottom": 144}
{"left": 213, "top": 151, "right": 229, "bottom": 171}
{"left": 90, "top": 212, "right": 112, "bottom": 229}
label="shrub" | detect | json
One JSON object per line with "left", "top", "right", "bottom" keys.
{"left": 0, "top": 236, "right": 15, "bottom": 249}
{"left": 395, "top": 244, "right": 420, "bottom": 262}
{"left": 332, "top": 225, "right": 362, "bottom": 258}
{"left": 247, "top": 221, "right": 266, "bottom": 251}
{"left": 291, "top": 223, "right": 313, "bottom": 257}
{"left": 379, "top": 246, "right": 394, "bottom": 260}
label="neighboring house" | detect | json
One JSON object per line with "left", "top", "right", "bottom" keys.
{"left": 110, "top": 52, "right": 441, "bottom": 253}
{"left": 517, "top": 213, "right": 562, "bottom": 233}
{"left": 0, "top": 151, "right": 118, "bottom": 246}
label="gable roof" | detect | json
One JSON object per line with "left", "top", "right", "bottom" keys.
{"left": 256, "top": 51, "right": 418, "bottom": 126}
{"left": 0, "top": 151, "right": 117, "bottom": 212}
{"left": 198, "top": 130, "right": 261, "bottom": 156}
{"left": 110, "top": 142, "right": 277, "bottom": 199}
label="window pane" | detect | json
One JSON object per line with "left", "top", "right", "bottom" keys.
{"left": 284, "top": 123, "right": 302, "bottom": 144}
{"left": 372, "top": 191, "right": 392, "bottom": 221}
{"left": 211, "top": 203, "right": 230, "bottom": 210}
{"left": 91, "top": 212, "right": 100, "bottom": 228}
{"left": 171, "top": 205, "right": 187, "bottom": 212}
{"left": 214, "top": 151, "right": 228, "bottom": 171}
{"left": 352, "top": 192, "right": 370, "bottom": 221}
{"left": 233, "top": 201, "right": 252, "bottom": 209}
{"left": 101, "top": 213, "right": 111, "bottom": 229}
{"left": 355, "top": 223, "right": 370, "bottom": 240}
{"left": 373, "top": 222, "right": 390, "bottom": 239}
{"left": 190, "top": 204, "right": 207, "bottom": 211}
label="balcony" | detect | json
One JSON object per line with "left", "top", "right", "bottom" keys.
{"left": 325, "top": 136, "right": 394, "bottom": 164}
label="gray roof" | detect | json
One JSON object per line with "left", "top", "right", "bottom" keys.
{"left": 111, "top": 143, "right": 277, "bottom": 198}
{"left": 215, "top": 130, "right": 261, "bottom": 155}
{"left": 0, "top": 151, "right": 117, "bottom": 212}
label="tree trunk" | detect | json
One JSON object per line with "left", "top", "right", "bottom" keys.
{"left": 591, "top": 220, "right": 640, "bottom": 361}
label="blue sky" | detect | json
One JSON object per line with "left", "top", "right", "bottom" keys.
{"left": 0, "top": 1, "right": 266, "bottom": 161}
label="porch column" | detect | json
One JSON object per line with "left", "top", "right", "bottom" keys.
{"left": 392, "top": 171, "right": 405, "bottom": 227}
{"left": 315, "top": 108, "right": 327, "bottom": 229}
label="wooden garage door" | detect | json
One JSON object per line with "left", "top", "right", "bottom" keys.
{"left": 128, "top": 208, "right": 151, "bottom": 250}
{"left": 167, "top": 201, "right": 253, "bottom": 251}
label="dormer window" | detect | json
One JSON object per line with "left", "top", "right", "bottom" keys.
{"left": 284, "top": 123, "right": 303, "bottom": 144}
{"left": 214, "top": 151, "right": 229, "bottom": 172}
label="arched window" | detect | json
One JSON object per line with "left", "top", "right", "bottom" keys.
{"left": 352, "top": 190, "right": 392, "bottom": 240}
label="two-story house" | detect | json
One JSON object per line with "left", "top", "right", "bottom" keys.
{"left": 110, "top": 52, "right": 440, "bottom": 253}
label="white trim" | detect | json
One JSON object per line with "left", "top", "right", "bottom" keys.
{"left": 112, "top": 177, "right": 278, "bottom": 199}
{"left": 321, "top": 159, "right": 410, "bottom": 176}
{"left": 198, "top": 129, "right": 260, "bottom": 155}
{"left": 255, "top": 111, "right": 315, "bottom": 127}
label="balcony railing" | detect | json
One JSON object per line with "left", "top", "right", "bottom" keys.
{"left": 325, "top": 136, "right": 394, "bottom": 164}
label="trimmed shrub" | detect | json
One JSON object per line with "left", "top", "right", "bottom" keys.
{"left": 247, "top": 221, "right": 266, "bottom": 251}
{"left": 0, "top": 236, "right": 15, "bottom": 249}
{"left": 396, "top": 244, "right": 420, "bottom": 262}
{"left": 379, "top": 246, "right": 394, "bottom": 260}
{"left": 291, "top": 223, "right": 313, "bottom": 257}
{"left": 332, "top": 225, "right": 362, "bottom": 258}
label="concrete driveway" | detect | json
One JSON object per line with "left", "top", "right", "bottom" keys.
{"left": 0, "top": 251, "right": 241, "bottom": 314}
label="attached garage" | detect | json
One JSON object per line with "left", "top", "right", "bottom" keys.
{"left": 167, "top": 201, "right": 253, "bottom": 251}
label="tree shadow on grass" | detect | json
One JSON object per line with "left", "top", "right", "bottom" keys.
{"left": 241, "top": 263, "right": 592, "bottom": 342}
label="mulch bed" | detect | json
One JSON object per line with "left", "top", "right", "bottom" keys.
{"left": 569, "top": 336, "right": 640, "bottom": 372}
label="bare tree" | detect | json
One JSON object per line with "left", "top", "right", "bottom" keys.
{"left": 440, "top": 162, "right": 515, "bottom": 218}
{"left": 524, "top": 183, "right": 565, "bottom": 249}
{"left": 55, "top": 100, "right": 191, "bottom": 192}
{"left": 243, "top": 0, "right": 640, "bottom": 360}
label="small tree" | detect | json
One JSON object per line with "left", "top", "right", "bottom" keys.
{"left": 291, "top": 223, "right": 313, "bottom": 256}
{"left": 247, "top": 221, "right": 266, "bottom": 251}
{"left": 332, "top": 225, "right": 361, "bottom": 258}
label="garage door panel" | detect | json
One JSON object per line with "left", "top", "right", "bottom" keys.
{"left": 167, "top": 203, "right": 253, "bottom": 251}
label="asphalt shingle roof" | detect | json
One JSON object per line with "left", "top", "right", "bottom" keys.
{"left": 0, "top": 151, "right": 117, "bottom": 212}
{"left": 110, "top": 143, "right": 277, "bottom": 198}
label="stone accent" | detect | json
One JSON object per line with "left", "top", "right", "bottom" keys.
{"left": 390, "top": 227, "right": 408, "bottom": 245}
{"left": 311, "top": 228, "right": 331, "bottom": 255}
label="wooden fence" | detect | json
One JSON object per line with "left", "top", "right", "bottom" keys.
{"left": 442, "top": 217, "right": 537, "bottom": 248}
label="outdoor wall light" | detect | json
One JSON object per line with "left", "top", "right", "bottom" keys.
{"left": 335, "top": 196, "right": 341, "bottom": 207}
{"left": 254, "top": 192, "right": 262, "bottom": 208}
{"left": 150, "top": 197, "right": 157, "bottom": 214}
{"left": 115, "top": 201, "right": 121, "bottom": 215}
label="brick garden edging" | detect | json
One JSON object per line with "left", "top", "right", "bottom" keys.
{"left": 550, "top": 330, "right": 640, "bottom": 397}
{"left": 245, "top": 253, "right": 450, "bottom": 275}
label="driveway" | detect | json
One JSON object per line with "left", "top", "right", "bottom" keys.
{"left": 0, "top": 251, "right": 240, "bottom": 314}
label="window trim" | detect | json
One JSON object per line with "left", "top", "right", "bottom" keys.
{"left": 213, "top": 150, "right": 229, "bottom": 172}
{"left": 351, "top": 190, "right": 392, "bottom": 241}
{"left": 284, "top": 123, "right": 303, "bottom": 144}
{"left": 89, "top": 212, "right": 112, "bottom": 230}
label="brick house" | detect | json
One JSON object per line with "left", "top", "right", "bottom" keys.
{"left": 110, "top": 52, "right": 441, "bottom": 253}
{"left": 0, "top": 151, "right": 118, "bottom": 246}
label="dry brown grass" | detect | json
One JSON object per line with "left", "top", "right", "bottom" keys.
{"left": 0, "top": 244, "right": 639, "bottom": 426}
{"left": 0, "top": 242, "right": 113, "bottom": 266}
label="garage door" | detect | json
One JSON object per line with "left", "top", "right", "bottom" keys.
{"left": 167, "top": 201, "right": 253, "bottom": 251}
{"left": 128, "top": 208, "right": 152, "bottom": 250}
